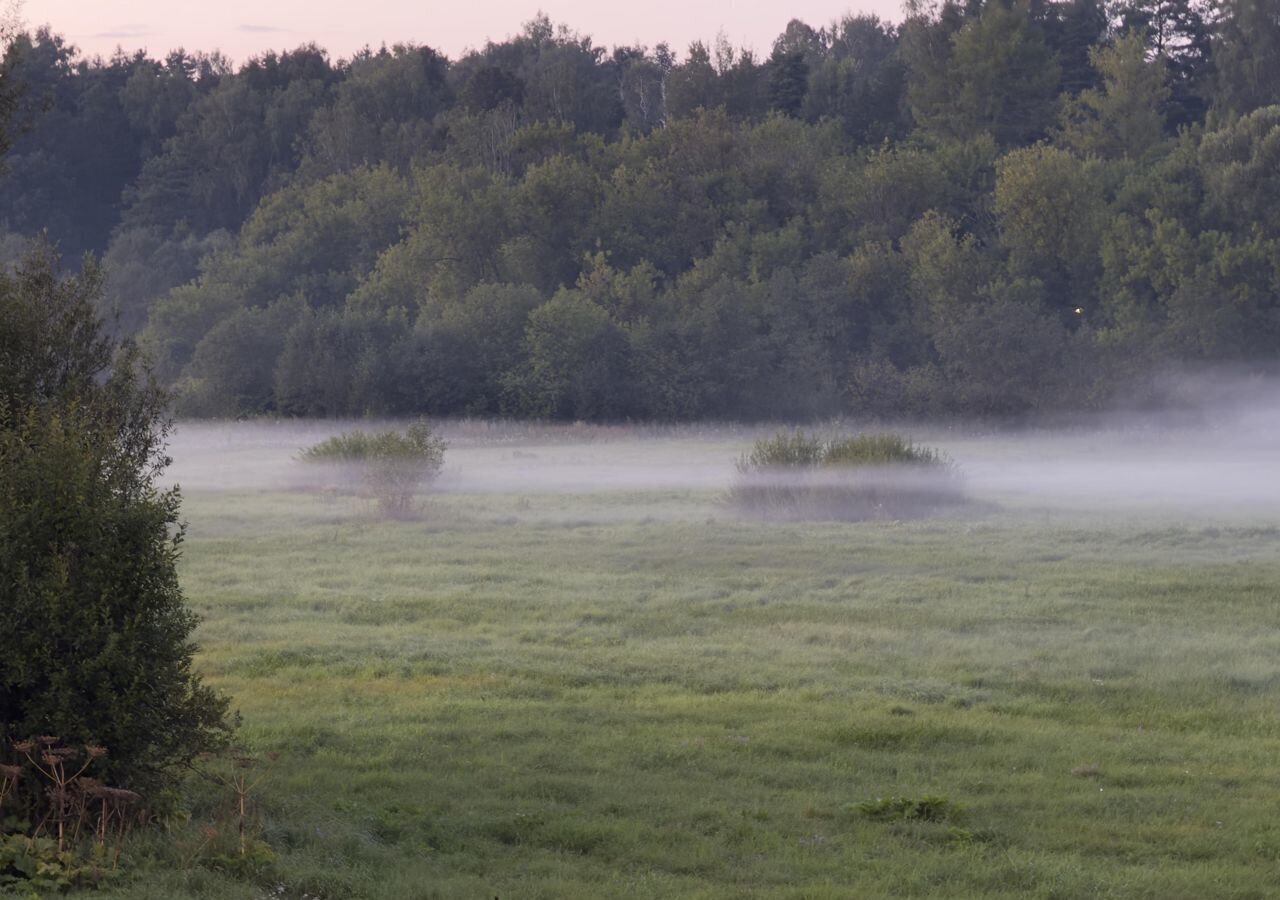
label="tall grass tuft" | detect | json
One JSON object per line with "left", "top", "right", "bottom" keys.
{"left": 729, "top": 431, "right": 964, "bottom": 521}
{"left": 299, "top": 422, "right": 446, "bottom": 517}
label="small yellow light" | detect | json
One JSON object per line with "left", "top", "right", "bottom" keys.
{"left": 1073, "top": 307, "right": 1084, "bottom": 315}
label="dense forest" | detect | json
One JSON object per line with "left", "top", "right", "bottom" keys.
{"left": 1, "top": 0, "right": 1278, "bottom": 420}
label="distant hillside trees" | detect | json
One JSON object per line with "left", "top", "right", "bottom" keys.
{"left": 0, "top": 1, "right": 20, "bottom": 162}
{"left": 2, "top": 1, "right": 1279, "bottom": 421}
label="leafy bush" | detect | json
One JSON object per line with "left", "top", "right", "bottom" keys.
{"left": 729, "top": 431, "right": 964, "bottom": 520}
{"left": 300, "top": 422, "right": 447, "bottom": 517}
{"left": 0, "top": 832, "right": 112, "bottom": 892}
{"left": 0, "top": 245, "right": 228, "bottom": 808}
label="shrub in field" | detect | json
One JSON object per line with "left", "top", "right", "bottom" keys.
{"left": 729, "top": 431, "right": 963, "bottom": 520}
{"left": 300, "top": 422, "right": 446, "bottom": 516}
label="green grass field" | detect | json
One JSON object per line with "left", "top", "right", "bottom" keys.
{"left": 90, "top": 428, "right": 1280, "bottom": 899}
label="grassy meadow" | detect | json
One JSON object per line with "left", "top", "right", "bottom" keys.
{"left": 93, "top": 424, "right": 1280, "bottom": 899}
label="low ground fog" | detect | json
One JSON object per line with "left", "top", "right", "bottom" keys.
{"left": 163, "top": 376, "right": 1280, "bottom": 520}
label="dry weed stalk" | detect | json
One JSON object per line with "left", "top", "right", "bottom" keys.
{"left": 14, "top": 737, "right": 100, "bottom": 851}
{"left": 5, "top": 737, "right": 139, "bottom": 865}
{"left": 0, "top": 761, "right": 21, "bottom": 810}
{"left": 86, "top": 783, "right": 142, "bottom": 866}
{"left": 197, "top": 748, "right": 279, "bottom": 859}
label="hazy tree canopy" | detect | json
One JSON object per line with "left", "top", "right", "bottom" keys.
{"left": 1211, "top": 0, "right": 1280, "bottom": 117}
{"left": 767, "top": 49, "right": 809, "bottom": 117}
{"left": 2, "top": 6, "right": 1279, "bottom": 421}
{"left": 906, "top": 0, "right": 1062, "bottom": 146}
{"left": 0, "top": 4, "right": 19, "bottom": 163}
{"left": 1057, "top": 30, "right": 1171, "bottom": 160}
{"left": 1113, "top": 0, "right": 1215, "bottom": 129}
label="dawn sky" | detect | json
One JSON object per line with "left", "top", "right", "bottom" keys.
{"left": 27, "top": 0, "right": 905, "bottom": 63}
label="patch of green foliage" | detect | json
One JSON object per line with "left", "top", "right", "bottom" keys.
{"left": 823, "top": 433, "right": 948, "bottom": 467}
{"left": 299, "top": 422, "right": 446, "bottom": 517}
{"left": 0, "top": 833, "right": 113, "bottom": 892}
{"left": 856, "top": 795, "right": 960, "bottom": 823}
{"left": 0, "top": 245, "right": 227, "bottom": 807}
{"left": 730, "top": 431, "right": 964, "bottom": 520}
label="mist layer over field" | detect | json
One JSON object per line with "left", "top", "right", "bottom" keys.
{"left": 165, "top": 383, "right": 1280, "bottom": 519}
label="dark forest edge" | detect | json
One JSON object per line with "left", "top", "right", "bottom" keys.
{"left": 2, "top": 0, "right": 1279, "bottom": 422}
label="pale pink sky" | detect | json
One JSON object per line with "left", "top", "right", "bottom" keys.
{"left": 27, "top": 0, "right": 904, "bottom": 63}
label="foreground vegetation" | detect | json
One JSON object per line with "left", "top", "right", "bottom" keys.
{"left": 0, "top": 246, "right": 227, "bottom": 892}
{"left": 82, "top": 470, "right": 1280, "bottom": 898}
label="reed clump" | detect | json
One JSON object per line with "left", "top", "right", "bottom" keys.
{"left": 729, "top": 431, "right": 965, "bottom": 521}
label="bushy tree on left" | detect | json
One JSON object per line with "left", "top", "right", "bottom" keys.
{"left": 0, "top": 244, "right": 228, "bottom": 803}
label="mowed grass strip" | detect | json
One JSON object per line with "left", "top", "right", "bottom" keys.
{"left": 100, "top": 490, "right": 1280, "bottom": 899}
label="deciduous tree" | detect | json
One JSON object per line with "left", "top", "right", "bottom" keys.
{"left": 0, "top": 244, "right": 227, "bottom": 798}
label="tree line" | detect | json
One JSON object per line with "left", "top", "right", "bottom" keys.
{"left": 2, "top": 0, "right": 1279, "bottom": 421}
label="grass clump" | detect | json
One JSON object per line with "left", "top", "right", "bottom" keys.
{"left": 299, "top": 422, "right": 446, "bottom": 517}
{"left": 856, "top": 795, "right": 960, "bottom": 823}
{"left": 729, "top": 431, "right": 964, "bottom": 521}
